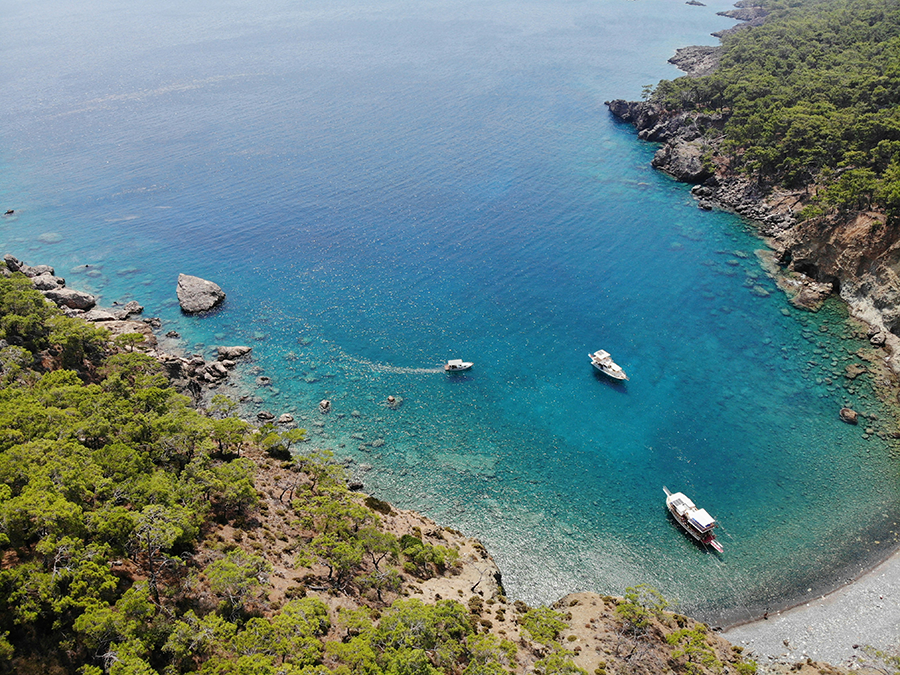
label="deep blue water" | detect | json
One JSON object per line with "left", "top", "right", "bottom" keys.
{"left": 4, "top": 0, "right": 900, "bottom": 625}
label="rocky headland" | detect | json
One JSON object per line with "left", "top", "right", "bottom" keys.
{"left": 605, "top": 31, "right": 900, "bottom": 371}
{"left": 1, "top": 253, "right": 255, "bottom": 401}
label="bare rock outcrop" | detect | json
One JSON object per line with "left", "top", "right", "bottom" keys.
{"left": 217, "top": 345, "right": 252, "bottom": 361}
{"left": 669, "top": 45, "right": 721, "bottom": 77}
{"left": 42, "top": 287, "right": 97, "bottom": 311}
{"left": 774, "top": 211, "right": 900, "bottom": 358}
{"left": 176, "top": 274, "right": 225, "bottom": 313}
{"left": 4, "top": 254, "right": 54, "bottom": 278}
{"left": 4, "top": 254, "right": 98, "bottom": 311}
{"left": 606, "top": 99, "right": 724, "bottom": 183}
{"left": 31, "top": 273, "right": 65, "bottom": 291}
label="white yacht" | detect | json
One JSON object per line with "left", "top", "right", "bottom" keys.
{"left": 444, "top": 359, "right": 473, "bottom": 372}
{"left": 588, "top": 350, "right": 628, "bottom": 380}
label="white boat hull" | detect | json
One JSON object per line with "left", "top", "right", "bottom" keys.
{"left": 591, "top": 361, "right": 628, "bottom": 380}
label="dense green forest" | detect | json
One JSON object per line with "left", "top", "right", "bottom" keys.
{"left": 0, "top": 268, "right": 601, "bottom": 675}
{"left": 650, "top": 0, "right": 900, "bottom": 217}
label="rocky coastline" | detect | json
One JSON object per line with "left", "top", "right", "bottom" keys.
{"left": 1, "top": 253, "right": 258, "bottom": 402}
{"left": 7, "top": 243, "right": 892, "bottom": 672}
{"left": 605, "top": 55, "right": 900, "bottom": 374}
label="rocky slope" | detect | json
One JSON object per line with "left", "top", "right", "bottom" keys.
{"left": 243, "top": 444, "right": 767, "bottom": 675}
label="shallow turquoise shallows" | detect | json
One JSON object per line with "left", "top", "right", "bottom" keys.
{"left": 3, "top": 0, "right": 900, "bottom": 625}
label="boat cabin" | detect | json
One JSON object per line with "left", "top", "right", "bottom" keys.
{"left": 668, "top": 492, "right": 717, "bottom": 531}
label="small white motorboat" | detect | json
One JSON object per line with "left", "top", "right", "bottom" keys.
{"left": 589, "top": 349, "right": 628, "bottom": 380}
{"left": 444, "top": 359, "right": 473, "bottom": 372}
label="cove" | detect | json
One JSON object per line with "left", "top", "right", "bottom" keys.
{"left": 2, "top": 0, "right": 900, "bottom": 625}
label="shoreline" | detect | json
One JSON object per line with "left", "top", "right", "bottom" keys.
{"left": 11, "top": 251, "right": 900, "bottom": 648}
{"left": 723, "top": 542, "right": 900, "bottom": 667}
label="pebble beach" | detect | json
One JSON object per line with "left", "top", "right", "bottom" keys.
{"left": 724, "top": 547, "right": 900, "bottom": 668}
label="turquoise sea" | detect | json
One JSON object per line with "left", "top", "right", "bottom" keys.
{"left": 3, "top": 0, "right": 900, "bottom": 625}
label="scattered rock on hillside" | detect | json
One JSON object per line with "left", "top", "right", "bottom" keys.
{"left": 43, "top": 287, "right": 97, "bottom": 311}
{"left": 176, "top": 273, "right": 225, "bottom": 313}
{"left": 103, "top": 320, "right": 158, "bottom": 348}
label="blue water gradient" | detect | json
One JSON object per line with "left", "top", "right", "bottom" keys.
{"left": 3, "top": 0, "right": 900, "bottom": 624}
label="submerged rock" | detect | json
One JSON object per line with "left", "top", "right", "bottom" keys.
{"left": 840, "top": 407, "right": 859, "bottom": 425}
{"left": 217, "top": 345, "right": 252, "bottom": 361}
{"left": 176, "top": 273, "right": 225, "bottom": 313}
{"left": 845, "top": 363, "right": 867, "bottom": 380}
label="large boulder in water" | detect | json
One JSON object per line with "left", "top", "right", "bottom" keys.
{"left": 217, "top": 345, "right": 252, "bottom": 361}
{"left": 176, "top": 274, "right": 225, "bottom": 313}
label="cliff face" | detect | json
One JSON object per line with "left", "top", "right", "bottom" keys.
{"left": 606, "top": 99, "right": 724, "bottom": 183}
{"left": 606, "top": 99, "right": 900, "bottom": 362}
{"left": 780, "top": 210, "right": 900, "bottom": 338}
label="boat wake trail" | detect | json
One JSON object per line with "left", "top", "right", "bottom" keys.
{"left": 342, "top": 353, "right": 443, "bottom": 374}
{"left": 367, "top": 364, "right": 444, "bottom": 375}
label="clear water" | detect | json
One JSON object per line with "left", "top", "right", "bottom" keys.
{"left": 3, "top": 0, "right": 900, "bottom": 625}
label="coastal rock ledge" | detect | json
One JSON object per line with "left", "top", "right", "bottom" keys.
{"left": 606, "top": 95, "right": 900, "bottom": 364}
{"left": 176, "top": 273, "right": 225, "bottom": 313}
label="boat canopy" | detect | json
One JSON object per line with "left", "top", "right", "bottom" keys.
{"left": 667, "top": 493, "right": 695, "bottom": 516}
{"left": 447, "top": 359, "right": 466, "bottom": 367}
{"left": 688, "top": 508, "right": 716, "bottom": 532}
